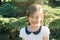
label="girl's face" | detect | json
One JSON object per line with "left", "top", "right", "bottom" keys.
{"left": 28, "top": 11, "right": 42, "bottom": 27}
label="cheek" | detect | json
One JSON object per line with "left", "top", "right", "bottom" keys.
{"left": 37, "top": 20, "right": 40, "bottom": 23}
{"left": 37, "top": 19, "right": 42, "bottom": 24}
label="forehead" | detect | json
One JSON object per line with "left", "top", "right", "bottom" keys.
{"left": 30, "top": 11, "right": 42, "bottom": 17}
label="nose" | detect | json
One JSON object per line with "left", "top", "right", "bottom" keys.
{"left": 32, "top": 18, "right": 37, "bottom": 21}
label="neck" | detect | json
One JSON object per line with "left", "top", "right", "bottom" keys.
{"left": 28, "top": 25, "right": 40, "bottom": 32}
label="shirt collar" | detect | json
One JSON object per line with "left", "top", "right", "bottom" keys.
{"left": 25, "top": 26, "right": 42, "bottom": 35}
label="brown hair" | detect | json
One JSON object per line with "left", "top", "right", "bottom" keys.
{"left": 26, "top": 4, "right": 44, "bottom": 25}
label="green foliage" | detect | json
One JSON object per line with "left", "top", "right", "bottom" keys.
{"left": 0, "top": 2, "right": 26, "bottom": 18}
{"left": 48, "top": 1, "right": 60, "bottom": 8}
{"left": 0, "top": 0, "right": 60, "bottom": 40}
{"left": 0, "top": 3, "right": 11, "bottom": 17}
{"left": 42, "top": 5, "right": 60, "bottom": 26}
{"left": 49, "top": 19, "right": 60, "bottom": 39}
{"left": 42, "top": 5, "right": 60, "bottom": 40}
{"left": 0, "top": 17, "right": 28, "bottom": 40}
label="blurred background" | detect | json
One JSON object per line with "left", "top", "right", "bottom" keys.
{"left": 0, "top": 0, "right": 60, "bottom": 40}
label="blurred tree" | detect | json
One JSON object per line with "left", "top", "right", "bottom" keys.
{"left": 49, "top": 0, "right": 56, "bottom": 3}
{"left": 11, "top": 0, "right": 47, "bottom": 6}
{"left": 0, "top": 0, "right": 2, "bottom": 5}
{"left": 2, "top": 0, "right": 5, "bottom": 3}
{"left": 49, "top": 19, "right": 60, "bottom": 38}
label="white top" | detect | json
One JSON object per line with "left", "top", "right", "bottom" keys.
{"left": 19, "top": 26, "right": 50, "bottom": 40}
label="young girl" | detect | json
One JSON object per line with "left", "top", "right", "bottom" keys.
{"left": 19, "top": 4, "right": 50, "bottom": 40}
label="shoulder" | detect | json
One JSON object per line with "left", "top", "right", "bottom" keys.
{"left": 20, "top": 27, "right": 25, "bottom": 33}
{"left": 41, "top": 26, "right": 50, "bottom": 36}
{"left": 19, "top": 27, "right": 26, "bottom": 38}
{"left": 42, "top": 26, "right": 50, "bottom": 34}
{"left": 42, "top": 26, "right": 50, "bottom": 31}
